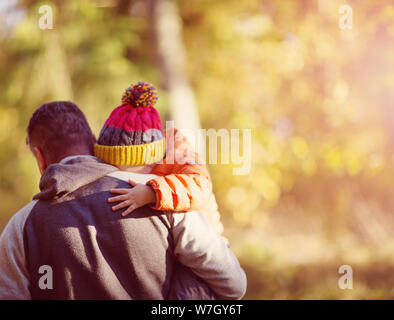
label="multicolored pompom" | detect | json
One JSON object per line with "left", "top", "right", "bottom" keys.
{"left": 121, "top": 81, "right": 158, "bottom": 107}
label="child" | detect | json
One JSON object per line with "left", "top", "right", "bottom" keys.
{"left": 94, "top": 81, "right": 223, "bottom": 235}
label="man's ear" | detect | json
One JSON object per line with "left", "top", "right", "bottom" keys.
{"left": 33, "top": 146, "right": 48, "bottom": 175}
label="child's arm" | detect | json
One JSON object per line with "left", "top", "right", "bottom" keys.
{"left": 108, "top": 161, "right": 213, "bottom": 214}
{"left": 109, "top": 127, "right": 214, "bottom": 214}
{"left": 147, "top": 165, "right": 212, "bottom": 212}
{"left": 147, "top": 127, "right": 213, "bottom": 212}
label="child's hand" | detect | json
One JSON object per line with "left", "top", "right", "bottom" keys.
{"left": 108, "top": 179, "right": 156, "bottom": 216}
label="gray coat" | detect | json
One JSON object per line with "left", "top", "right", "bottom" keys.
{"left": 0, "top": 156, "right": 246, "bottom": 299}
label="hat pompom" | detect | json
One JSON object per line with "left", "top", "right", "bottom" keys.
{"left": 121, "top": 81, "right": 158, "bottom": 107}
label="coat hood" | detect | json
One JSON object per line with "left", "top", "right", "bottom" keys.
{"left": 33, "top": 156, "right": 118, "bottom": 200}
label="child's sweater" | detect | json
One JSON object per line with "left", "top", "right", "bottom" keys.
{"left": 147, "top": 128, "right": 223, "bottom": 234}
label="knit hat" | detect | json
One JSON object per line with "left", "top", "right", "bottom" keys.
{"left": 94, "top": 81, "right": 166, "bottom": 166}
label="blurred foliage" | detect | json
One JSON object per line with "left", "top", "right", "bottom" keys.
{"left": 1, "top": 0, "right": 394, "bottom": 299}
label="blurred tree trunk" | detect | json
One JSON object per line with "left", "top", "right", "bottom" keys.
{"left": 148, "top": 0, "right": 202, "bottom": 152}
{"left": 27, "top": 31, "right": 73, "bottom": 103}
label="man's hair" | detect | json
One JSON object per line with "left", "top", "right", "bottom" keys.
{"left": 27, "top": 101, "right": 94, "bottom": 162}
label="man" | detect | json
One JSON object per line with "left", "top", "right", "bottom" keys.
{"left": 0, "top": 101, "right": 246, "bottom": 299}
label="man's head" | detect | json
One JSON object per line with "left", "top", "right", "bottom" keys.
{"left": 27, "top": 101, "right": 95, "bottom": 174}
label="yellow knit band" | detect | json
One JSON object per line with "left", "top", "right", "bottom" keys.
{"left": 94, "top": 138, "right": 166, "bottom": 166}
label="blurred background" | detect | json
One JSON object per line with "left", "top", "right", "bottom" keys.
{"left": 1, "top": 0, "right": 394, "bottom": 299}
